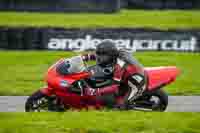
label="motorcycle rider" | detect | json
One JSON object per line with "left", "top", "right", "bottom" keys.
{"left": 83, "top": 41, "right": 147, "bottom": 109}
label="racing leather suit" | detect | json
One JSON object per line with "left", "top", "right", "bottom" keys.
{"left": 83, "top": 49, "right": 147, "bottom": 106}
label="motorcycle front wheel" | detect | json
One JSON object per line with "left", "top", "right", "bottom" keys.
{"left": 25, "top": 91, "right": 64, "bottom": 112}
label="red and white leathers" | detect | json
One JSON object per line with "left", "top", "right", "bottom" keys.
{"left": 83, "top": 49, "right": 147, "bottom": 106}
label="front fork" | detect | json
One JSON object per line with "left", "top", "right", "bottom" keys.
{"left": 39, "top": 86, "right": 67, "bottom": 111}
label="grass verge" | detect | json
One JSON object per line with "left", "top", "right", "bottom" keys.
{"left": 0, "top": 111, "right": 200, "bottom": 133}
{"left": 0, "top": 10, "right": 200, "bottom": 29}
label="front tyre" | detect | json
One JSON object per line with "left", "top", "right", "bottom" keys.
{"left": 25, "top": 90, "right": 49, "bottom": 112}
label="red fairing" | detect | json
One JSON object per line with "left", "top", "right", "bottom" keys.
{"left": 43, "top": 59, "right": 91, "bottom": 96}
{"left": 46, "top": 59, "right": 91, "bottom": 83}
{"left": 145, "top": 66, "right": 180, "bottom": 91}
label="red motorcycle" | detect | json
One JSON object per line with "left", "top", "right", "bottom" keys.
{"left": 25, "top": 56, "right": 180, "bottom": 112}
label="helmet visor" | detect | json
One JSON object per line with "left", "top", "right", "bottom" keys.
{"left": 96, "top": 54, "right": 113, "bottom": 66}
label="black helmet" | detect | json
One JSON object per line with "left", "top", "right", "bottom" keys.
{"left": 96, "top": 41, "right": 118, "bottom": 66}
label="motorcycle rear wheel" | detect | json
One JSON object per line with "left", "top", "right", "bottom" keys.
{"left": 133, "top": 89, "right": 168, "bottom": 112}
{"left": 150, "top": 89, "right": 168, "bottom": 111}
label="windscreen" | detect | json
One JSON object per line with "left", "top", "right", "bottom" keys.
{"left": 66, "top": 56, "right": 86, "bottom": 73}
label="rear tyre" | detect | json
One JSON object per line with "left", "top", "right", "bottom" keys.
{"left": 148, "top": 89, "right": 168, "bottom": 111}
{"left": 132, "top": 89, "right": 168, "bottom": 112}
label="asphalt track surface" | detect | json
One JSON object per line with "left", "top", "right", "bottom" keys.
{"left": 0, "top": 96, "right": 200, "bottom": 112}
